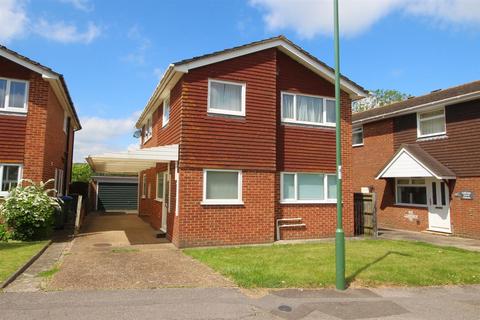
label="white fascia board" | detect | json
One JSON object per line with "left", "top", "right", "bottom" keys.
{"left": 354, "top": 91, "right": 480, "bottom": 125}
{"left": 174, "top": 39, "right": 367, "bottom": 99}
{"left": 47, "top": 78, "right": 81, "bottom": 130}
{"left": 375, "top": 149, "right": 444, "bottom": 180}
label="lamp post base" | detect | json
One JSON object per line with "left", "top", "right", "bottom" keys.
{"left": 335, "top": 228, "right": 346, "bottom": 290}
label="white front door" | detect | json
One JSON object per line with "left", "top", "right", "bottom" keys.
{"left": 161, "top": 172, "right": 169, "bottom": 232}
{"left": 427, "top": 178, "right": 451, "bottom": 233}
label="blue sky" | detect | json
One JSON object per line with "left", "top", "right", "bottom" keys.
{"left": 1, "top": 0, "right": 479, "bottom": 162}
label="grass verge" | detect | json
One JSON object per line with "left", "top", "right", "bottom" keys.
{"left": 0, "top": 241, "right": 49, "bottom": 283}
{"left": 38, "top": 266, "right": 60, "bottom": 278}
{"left": 184, "top": 240, "right": 480, "bottom": 288}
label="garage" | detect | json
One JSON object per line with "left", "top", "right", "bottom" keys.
{"left": 92, "top": 176, "right": 138, "bottom": 212}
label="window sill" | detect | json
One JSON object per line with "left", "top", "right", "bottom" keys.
{"left": 352, "top": 143, "right": 364, "bottom": 148}
{"left": 281, "top": 120, "right": 336, "bottom": 129}
{"left": 280, "top": 200, "right": 337, "bottom": 205}
{"left": 141, "top": 196, "right": 146, "bottom": 199}
{"left": 207, "top": 111, "right": 246, "bottom": 119}
{"left": 155, "top": 198, "right": 163, "bottom": 203}
{"left": 394, "top": 203, "right": 427, "bottom": 208}
{"left": 143, "top": 136, "right": 152, "bottom": 144}
{"left": 201, "top": 200, "right": 244, "bottom": 206}
{"left": 0, "top": 109, "right": 28, "bottom": 116}
{"left": 416, "top": 134, "right": 447, "bottom": 141}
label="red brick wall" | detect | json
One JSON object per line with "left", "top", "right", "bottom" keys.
{"left": 450, "top": 177, "right": 480, "bottom": 239}
{"left": 174, "top": 169, "right": 275, "bottom": 248}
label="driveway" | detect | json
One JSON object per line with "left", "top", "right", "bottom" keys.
{"left": 48, "top": 213, "right": 232, "bottom": 290}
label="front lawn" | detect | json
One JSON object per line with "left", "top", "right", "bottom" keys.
{"left": 0, "top": 241, "right": 48, "bottom": 284}
{"left": 184, "top": 240, "right": 480, "bottom": 288}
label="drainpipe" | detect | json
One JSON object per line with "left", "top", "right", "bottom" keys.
{"left": 63, "top": 117, "right": 71, "bottom": 196}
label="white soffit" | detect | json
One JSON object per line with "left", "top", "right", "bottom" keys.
{"left": 86, "top": 145, "right": 178, "bottom": 175}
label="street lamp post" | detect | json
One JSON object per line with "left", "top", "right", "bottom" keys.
{"left": 334, "top": 0, "right": 346, "bottom": 291}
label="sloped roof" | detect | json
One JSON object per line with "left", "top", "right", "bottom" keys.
{"left": 353, "top": 80, "right": 480, "bottom": 124}
{"left": 136, "top": 35, "right": 367, "bottom": 127}
{"left": 0, "top": 45, "right": 81, "bottom": 130}
{"left": 376, "top": 144, "right": 456, "bottom": 180}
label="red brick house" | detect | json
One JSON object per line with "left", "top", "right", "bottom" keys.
{"left": 0, "top": 46, "right": 81, "bottom": 197}
{"left": 88, "top": 36, "right": 367, "bottom": 247}
{"left": 352, "top": 81, "right": 480, "bottom": 239}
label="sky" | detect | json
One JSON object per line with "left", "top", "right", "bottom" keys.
{"left": 1, "top": 0, "right": 479, "bottom": 162}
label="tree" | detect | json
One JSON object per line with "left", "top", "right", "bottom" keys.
{"left": 72, "top": 163, "right": 93, "bottom": 183}
{"left": 353, "top": 89, "right": 412, "bottom": 113}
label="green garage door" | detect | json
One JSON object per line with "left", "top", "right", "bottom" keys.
{"left": 97, "top": 182, "right": 138, "bottom": 211}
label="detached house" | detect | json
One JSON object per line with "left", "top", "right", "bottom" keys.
{"left": 88, "top": 36, "right": 366, "bottom": 247}
{"left": 353, "top": 81, "right": 480, "bottom": 239}
{"left": 0, "top": 46, "right": 81, "bottom": 197}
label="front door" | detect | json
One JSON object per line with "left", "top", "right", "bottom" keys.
{"left": 427, "top": 179, "right": 451, "bottom": 233}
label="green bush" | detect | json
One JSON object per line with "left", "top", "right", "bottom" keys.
{"left": 0, "top": 223, "right": 10, "bottom": 241}
{"left": 0, "top": 179, "right": 61, "bottom": 241}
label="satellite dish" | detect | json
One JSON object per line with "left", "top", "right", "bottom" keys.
{"left": 133, "top": 129, "right": 142, "bottom": 139}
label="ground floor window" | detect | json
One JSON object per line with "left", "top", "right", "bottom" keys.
{"left": 142, "top": 174, "right": 147, "bottom": 198}
{"left": 203, "top": 169, "right": 242, "bottom": 205}
{"left": 281, "top": 172, "right": 337, "bottom": 204}
{"left": 156, "top": 172, "right": 165, "bottom": 201}
{"left": 395, "top": 178, "right": 427, "bottom": 206}
{"left": 0, "top": 164, "right": 21, "bottom": 196}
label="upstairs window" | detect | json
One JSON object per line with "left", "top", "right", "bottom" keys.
{"left": 208, "top": 79, "right": 246, "bottom": 116}
{"left": 281, "top": 92, "right": 335, "bottom": 126}
{"left": 0, "top": 78, "right": 28, "bottom": 113}
{"left": 0, "top": 164, "right": 21, "bottom": 196}
{"left": 352, "top": 126, "right": 364, "bottom": 146}
{"left": 144, "top": 116, "right": 152, "bottom": 143}
{"left": 281, "top": 172, "right": 337, "bottom": 203}
{"left": 162, "top": 97, "right": 170, "bottom": 127}
{"left": 417, "top": 108, "right": 446, "bottom": 138}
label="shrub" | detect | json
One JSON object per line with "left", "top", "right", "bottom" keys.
{"left": 0, "top": 179, "right": 61, "bottom": 241}
{"left": 0, "top": 222, "right": 10, "bottom": 241}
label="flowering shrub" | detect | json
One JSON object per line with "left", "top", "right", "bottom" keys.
{"left": 0, "top": 179, "right": 61, "bottom": 241}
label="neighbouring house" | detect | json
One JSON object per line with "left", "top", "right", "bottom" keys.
{"left": 87, "top": 36, "right": 367, "bottom": 247}
{"left": 0, "top": 46, "right": 81, "bottom": 198}
{"left": 352, "top": 80, "right": 480, "bottom": 239}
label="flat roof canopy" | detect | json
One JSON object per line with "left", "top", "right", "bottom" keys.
{"left": 86, "top": 144, "right": 178, "bottom": 175}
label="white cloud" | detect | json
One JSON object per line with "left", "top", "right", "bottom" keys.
{"left": 250, "top": 0, "right": 480, "bottom": 38}
{"left": 122, "top": 25, "right": 151, "bottom": 65}
{"left": 59, "top": 0, "right": 94, "bottom": 12}
{"left": 74, "top": 112, "right": 140, "bottom": 162}
{"left": 33, "top": 19, "right": 101, "bottom": 44}
{"left": 0, "top": 0, "right": 28, "bottom": 43}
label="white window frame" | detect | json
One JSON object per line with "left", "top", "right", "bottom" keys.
{"left": 54, "top": 168, "right": 64, "bottom": 196}
{"left": 0, "top": 77, "right": 29, "bottom": 114}
{"left": 156, "top": 171, "right": 166, "bottom": 202}
{"left": 207, "top": 79, "right": 246, "bottom": 117}
{"left": 202, "top": 169, "right": 243, "bottom": 205}
{"left": 416, "top": 107, "right": 446, "bottom": 139}
{"left": 352, "top": 126, "right": 364, "bottom": 147}
{"left": 144, "top": 116, "right": 153, "bottom": 143}
{"left": 280, "top": 172, "right": 337, "bottom": 204}
{"left": 0, "top": 164, "right": 22, "bottom": 197}
{"left": 142, "top": 174, "right": 147, "bottom": 199}
{"left": 395, "top": 177, "right": 428, "bottom": 207}
{"left": 63, "top": 111, "right": 69, "bottom": 133}
{"left": 281, "top": 91, "right": 336, "bottom": 127}
{"left": 162, "top": 97, "right": 170, "bottom": 127}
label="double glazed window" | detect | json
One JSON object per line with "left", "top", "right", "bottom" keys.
{"left": 417, "top": 108, "right": 446, "bottom": 138}
{"left": 54, "top": 168, "right": 64, "bottom": 196}
{"left": 156, "top": 172, "right": 166, "bottom": 201}
{"left": 352, "top": 126, "right": 363, "bottom": 146}
{"left": 395, "top": 178, "right": 427, "bottom": 206}
{"left": 162, "top": 98, "right": 170, "bottom": 127}
{"left": 0, "top": 165, "right": 21, "bottom": 196}
{"left": 281, "top": 172, "right": 337, "bottom": 203}
{"left": 144, "top": 117, "right": 152, "bottom": 143}
{"left": 142, "top": 174, "right": 147, "bottom": 198}
{"left": 203, "top": 169, "right": 242, "bottom": 205}
{"left": 281, "top": 92, "right": 336, "bottom": 126}
{"left": 208, "top": 79, "right": 246, "bottom": 116}
{"left": 0, "top": 78, "right": 28, "bottom": 113}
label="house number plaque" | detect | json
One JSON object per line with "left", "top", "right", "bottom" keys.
{"left": 455, "top": 191, "right": 474, "bottom": 200}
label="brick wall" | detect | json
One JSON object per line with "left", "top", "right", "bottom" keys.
{"left": 450, "top": 177, "right": 480, "bottom": 239}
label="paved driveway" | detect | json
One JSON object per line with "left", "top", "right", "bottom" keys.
{"left": 48, "top": 213, "right": 232, "bottom": 290}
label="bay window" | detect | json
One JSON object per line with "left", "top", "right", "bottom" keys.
{"left": 395, "top": 178, "right": 427, "bottom": 206}
{"left": 203, "top": 169, "right": 242, "bottom": 205}
{"left": 417, "top": 108, "right": 446, "bottom": 138}
{"left": 281, "top": 172, "right": 337, "bottom": 203}
{"left": 281, "top": 92, "right": 336, "bottom": 126}
{"left": 208, "top": 79, "right": 246, "bottom": 116}
{"left": 0, "top": 78, "right": 28, "bottom": 113}
{"left": 0, "top": 164, "right": 22, "bottom": 196}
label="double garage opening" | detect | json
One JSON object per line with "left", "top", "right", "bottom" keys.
{"left": 93, "top": 176, "right": 138, "bottom": 212}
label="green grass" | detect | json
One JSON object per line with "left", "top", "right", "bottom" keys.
{"left": 184, "top": 240, "right": 480, "bottom": 288}
{"left": 0, "top": 241, "right": 48, "bottom": 283}
{"left": 38, "top": 266, "right": 60, "bottom": 278}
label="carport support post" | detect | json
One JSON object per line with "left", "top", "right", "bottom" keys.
{"left": 334, "top": 0, "right": 346, "bottom": 291}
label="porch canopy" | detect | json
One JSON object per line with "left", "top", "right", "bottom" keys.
{"left": 376, "top": 144, "right": 456, "bottom": 180}
{"left": 86, "top": 144, "right": 179, "bottom": 175}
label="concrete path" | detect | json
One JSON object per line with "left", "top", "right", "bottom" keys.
{"left": 379, "top": 228, "right": 480, "bottom": 252}
{"left": 47, "top": 213, "right": 232, "bottom": 290}
{"left": 1, "top": 285, "right": 480, "bottom": 319}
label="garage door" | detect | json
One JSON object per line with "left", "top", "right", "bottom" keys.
{"left": 97, "top": 182, "right": 138, "bottom": 211}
